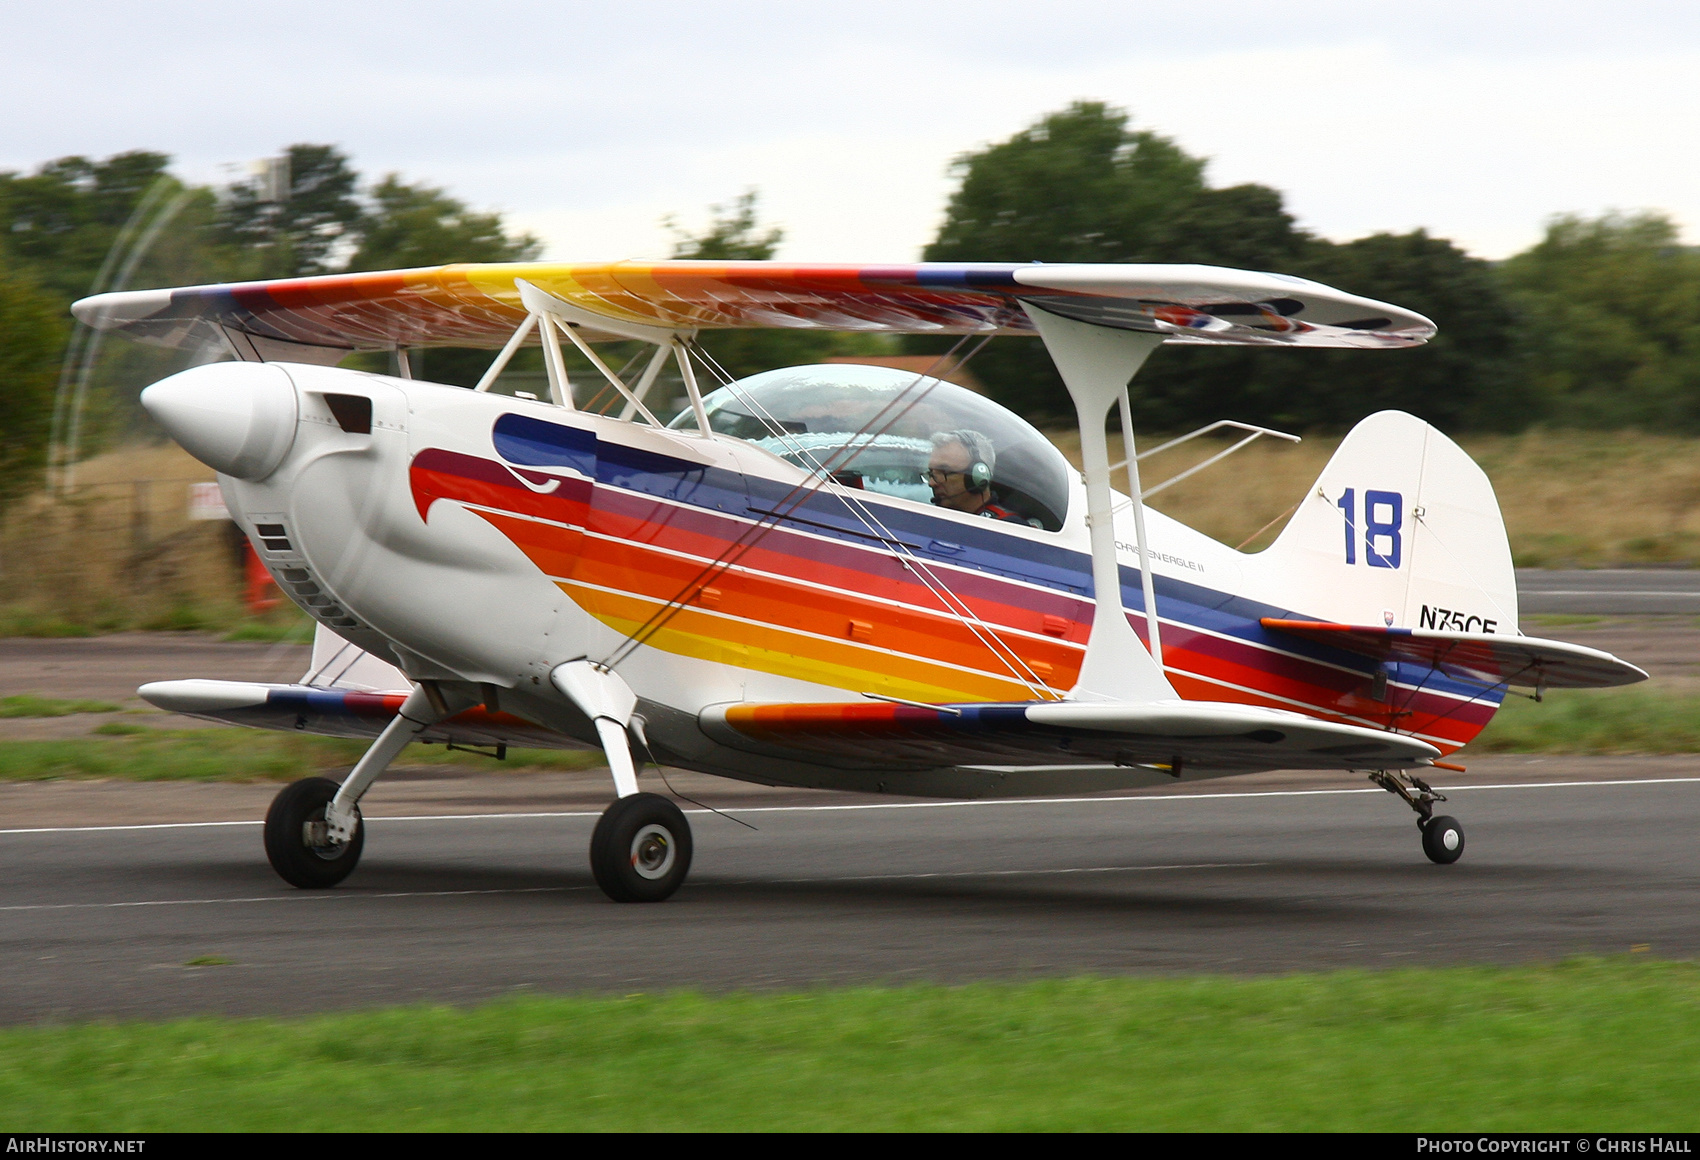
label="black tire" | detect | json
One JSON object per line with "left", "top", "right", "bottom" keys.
{"left": 264, "top": 776, "right": 364, "bottom": 888}
{"left": 1421, "top": 814, "right": 1465, "bottom": 865}
{"left": 590, "top": 792, "right": 693, "bottom": 902}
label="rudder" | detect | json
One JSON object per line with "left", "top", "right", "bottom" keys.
{"left": 1254, "top": 410, "right": 1517, "bottom": 632}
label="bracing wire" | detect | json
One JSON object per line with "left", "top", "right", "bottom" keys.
{"left": 601, "top": 334, "right": 983, "bottom": 669}
{"left": 690, "top": 336, "right": 1056, "bottom": 699}
{"left": 688, "top": 339, "right": 1056, "bottom": 699}
{"left": 601, "top": 333, "right": 1058, "bottom": 700}
{"left": 579, "top": 345, "right": 652, "bottom": 417}
{"left": 629, "top": 715, "right": 759, "bottom": 830}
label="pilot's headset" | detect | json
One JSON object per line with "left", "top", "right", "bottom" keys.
{"left": 946, "top": 429, "right": 996, "bottom": 491}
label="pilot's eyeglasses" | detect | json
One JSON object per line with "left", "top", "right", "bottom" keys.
{"left": 923, "top": 468, "right": 963, "bottom": 485}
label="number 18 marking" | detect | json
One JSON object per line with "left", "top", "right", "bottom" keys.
{"left": 1338, "top": 487, "right": 1402, "bottom": 569}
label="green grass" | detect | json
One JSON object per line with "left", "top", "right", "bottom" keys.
{"left": 1470, "top": 686, "right": 1700, "bottom": 753}
{"left": 0, "top": 694, "right": 121, "bottom": 717}
{"left": 0, "top": 960, "right": 1695, "bottom": 1131}
{"left": 0, "top": 611, "right": 96, "bottom": 638}
{"left": 89, "top": 721, "right": 150, "bottom": 735}
{"left": 0, "top": 599, "right": 314, "bottom": 641}
{"left": 0, "top": 728, "right": 604, "bottom": 782}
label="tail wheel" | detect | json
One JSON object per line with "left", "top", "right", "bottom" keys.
{"left": 264, "top": 776, "right": 364, "bottom": 888}
{"left": 590, "top": 792, "right": 693, "bottom": 902}
{"left": 1421, "top": 815, "right": 1465, "bottom": 865}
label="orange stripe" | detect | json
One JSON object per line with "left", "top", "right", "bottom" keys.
{"left": 566, "top": 584, "right": 1038, "bottom": 702}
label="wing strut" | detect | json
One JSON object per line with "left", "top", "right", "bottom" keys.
{"left": 1116, "top": 374, "right": 1161, "bottom": 668}
{"left": 473, "top": 314, "right": 538, "bottom": 392}
{"left": 511, "top": 279, "right": 713, "bottom": 434}
{"left": 1023, "top": 303, "right": 1174, "bottom": 703}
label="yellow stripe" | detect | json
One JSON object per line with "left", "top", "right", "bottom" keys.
{"left": 567, "top": 585, "right": 1035, "bottom": 702}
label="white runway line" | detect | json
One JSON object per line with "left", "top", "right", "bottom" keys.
{"left": 1529, "top": 589, "right": 1700, "bottom": 597}
{"left": 0, "top": 819, "right": 265, "bottom": 835}
{"left": 2, "top": 775, "right": 1697, "bottom": 836}
{"left": 758, "top": 862, "right": 1265, "bottom": 885}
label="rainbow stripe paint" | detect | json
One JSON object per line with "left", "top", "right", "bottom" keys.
{"left": 409, "top": 412, "right": 1500, "bottom": 756}
{"left": 77, "top": 261, "right": 1434, "bottom": 352}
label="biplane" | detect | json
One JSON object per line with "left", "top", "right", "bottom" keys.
{"left": 73, "top": 259, "right": 1646, "bottom": 901}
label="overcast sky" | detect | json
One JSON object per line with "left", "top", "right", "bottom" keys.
{"left": 4, "top": 1, "right": 1697, "bottom": 264}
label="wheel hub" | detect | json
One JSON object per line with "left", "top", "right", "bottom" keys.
{"left": 630, "top": 823, "right": 675, "bottom": 880}
{"left": 303, "top": 807, "right": 356, "bottom": 860}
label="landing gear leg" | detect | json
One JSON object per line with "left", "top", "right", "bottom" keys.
{"left": 1369, "top": 770, "right": 1465, "bottom": 865}
{"left": 587, "top": 719, "right": 694, "bottom": 902}
{"left": 552, "top": 660, "right": 694, "bottom": 902}
{"left": 263, "top": 685, "right": 447, "bottom": 888}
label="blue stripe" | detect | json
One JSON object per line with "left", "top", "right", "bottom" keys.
{"left": 488, "top": 412, "right": 1501, "bottom": 706}
{"left": 266, "top": 688, "right": 386, "bottom": 717}
{"left": 493, "top": 413, "right": 598, "bottom": 475}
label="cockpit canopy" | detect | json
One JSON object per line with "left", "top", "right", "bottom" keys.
{"left": 672, "top": 364, "right": 1072, "bottom": 531}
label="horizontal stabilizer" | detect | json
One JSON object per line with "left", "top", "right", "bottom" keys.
{"left": 1259, "top": 619, "right": 1648, "bottom": 689}
{"left": 701, "top": 697, "right": 1438, "bottom": 774}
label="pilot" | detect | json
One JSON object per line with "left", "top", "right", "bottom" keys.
{"left": 925, "top": 429, "right": 1022, "bottom": 521}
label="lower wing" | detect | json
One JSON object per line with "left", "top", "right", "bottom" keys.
{"left": 137, "top": 679, "right": 584, "bottom": 750}
{"left": 701, "top": 698, "right": 1439, "bottom": 775}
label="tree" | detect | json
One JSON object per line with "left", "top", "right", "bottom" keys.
{"left": 218, "top": 144, "right": 364, "bottom": 278}
{"left": 925, "top": 102, "right": 1212, "bottom": 266}
{"left": 0, "top": 151, "right": 175, "bottom": 301}
{"left": 345, "top": 176, "right": 543, "bottom": 387}
{"left": 914, "top": 101, "right": 1524, "bottom": 433}
{"left": 665, "top": 189, "right": 781, "bottom": 262}
{"left": 348, "top": 176, "right": 540, "bottom": 271}
{"left": 668, "top": 191, "right": 884, "bottom": 381}
{"left": 0, "top": 260, "right": 66, "bottom": 503}
{"left": 1294, "top": 231, "right": 1528, "bottom": 431}
{"left": 0, "top": 143, "right": 560, "bottom": 468}
{"left": 1127, "top": 230, "right": 1528, "bottom": 433}
{"left": 914, "top": 102, "right": 1313, "bottom": 422}
{"left": 0, "top": 153, "right": 242, "bottom": 464}
{"left": 1498, "top": 212, "right": 1700, "bottom": 430}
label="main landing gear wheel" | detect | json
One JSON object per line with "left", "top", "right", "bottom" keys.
{"left": 590, "top": 792, "right": 693, "bottom": 903}
{"left": 264, "top": 776, "right": 364, "bottom": 889}
{"left": 1422, "top": 815, "right": 1466, "bottom": 865}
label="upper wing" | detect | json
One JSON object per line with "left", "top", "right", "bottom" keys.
{"left": 700, "top": 697, "right": 1439, "bottom": 774}
{"left": 1260, "top": 619, "right": 1648, "bottom": 689}
{"left": 71, "top": 261, "right": 1434, "bottom": 357}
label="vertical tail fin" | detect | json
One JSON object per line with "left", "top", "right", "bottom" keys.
{"left": 1255, "top": 410, "right": 1517, "bottom": 632}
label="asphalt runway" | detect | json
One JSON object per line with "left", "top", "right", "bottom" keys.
{"left": 0, "top": 604, "right": 1690, "bottom": 1025}
{"left": 3, "top": 769, "right": 1698, "bottom": 1024}
{"left": 1517, "top": 569, "right": 1700, "bottom": 615}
